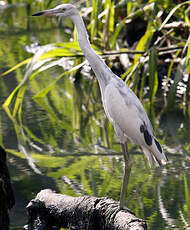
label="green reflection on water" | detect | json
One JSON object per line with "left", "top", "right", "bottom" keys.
{"left": 0, "top": 3, "right": 190, "bottom": 230}
{"left": 1, "top": 78, "right": 190, "bottom": 230}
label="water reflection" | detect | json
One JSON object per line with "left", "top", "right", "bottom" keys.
{"left": 1, "top": 80, "right": 190, "bottom": 229}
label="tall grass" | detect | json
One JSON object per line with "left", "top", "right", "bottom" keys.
{"left": 0, "top": 0, "right": 190, "bottom": 117}
{"left": 1, "top": 3, "right": 190, "bottom": 227}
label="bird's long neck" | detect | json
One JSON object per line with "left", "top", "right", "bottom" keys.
{"left": 70, "top": 13, "right": 112, "bottom": 88}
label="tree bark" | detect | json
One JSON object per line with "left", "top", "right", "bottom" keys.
{"left": 25, "top": 189, "right": 147, "bottom": 230}
{"left": 0, "top": 146, "right": 15, "bottom": 230}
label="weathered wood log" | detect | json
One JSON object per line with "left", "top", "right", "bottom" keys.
{"left": 0, "top": 146, "right": 15, "bottom": 230}
{"left": 25, "top": 189, "right": 147, "bottom": 230}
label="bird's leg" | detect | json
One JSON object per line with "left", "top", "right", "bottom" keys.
{"left": 99, "top": 143, "right": 132, "bottom": 226}
{"left": 119, "top": 143, "right": 132, "bottom": 210}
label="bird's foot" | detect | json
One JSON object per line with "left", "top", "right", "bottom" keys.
{"left": 119, "top": 204, "right": 133, "bottom": 214}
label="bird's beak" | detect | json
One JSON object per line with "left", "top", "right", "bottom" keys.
{"left": 32, "top": 9, "right": 58, "bottom": 17}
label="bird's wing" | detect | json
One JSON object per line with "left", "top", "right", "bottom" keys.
{"left": 104, "top": 80, "right": 149, "bottom": 145}
{"left": 113, "top": 77, "right": 154, "bottom": 135}
{"left": 122, "top": 87, "right": 154, "bottom": 133}
{"left": 104, "top": 76, "right": 168, "bottom": 166}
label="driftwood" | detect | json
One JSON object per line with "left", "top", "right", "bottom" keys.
{"left": 25, "top": 189, "right": 147, "bottom": 230}
{"left": 0, "top": 146, "right": 15, "bottom": 230}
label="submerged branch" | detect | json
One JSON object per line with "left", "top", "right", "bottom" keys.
{"left": 25, "top": 189, "right": 147, "bottom": 230}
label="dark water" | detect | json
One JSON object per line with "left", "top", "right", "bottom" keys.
{"left": 0, "top": 3, "right": 190, "bottom": 230}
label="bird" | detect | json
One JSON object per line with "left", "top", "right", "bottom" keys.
{"left": 32, "top": 4, "right": 168, "bottom": 210}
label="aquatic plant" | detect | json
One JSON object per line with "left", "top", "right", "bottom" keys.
{"left": 0, "top": 0, "right": 189, "bottom": 117}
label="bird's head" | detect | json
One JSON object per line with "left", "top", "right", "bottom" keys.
{"left": 32, "top": 4, "right": 78, "bottom": 18}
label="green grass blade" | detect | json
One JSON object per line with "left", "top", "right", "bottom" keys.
{"left": 164, "top": 50, "right": 181, "bottom": 101}
{"left": 2, "top": 84, "right": 21, "bottom": 108}
{"left": 34, "top": 61, "right": 86, "bottom": 98}
{"left": 0, "top": 58, "right": 30, "bottom": 78}
{"left": 55, "top": 42, "right": 81, "bottom": 51}
{"left": 127, "top": 3, "right": 155, "bottom": 19}
{"left": 167, "top": 58, "right": 186, "bottom": 109}
{"left": 2, "top": 47, "right": 50, "bottom": 109}
{"left": 111, "top": 19, "right": 125, "bottom": 48}
{"left": 159, "top": 1, "right": 190, "bottom": 31}
{"left": 13, "top": 85, "right": 26, "bottom": 117}
{"left": 148, "top": 47, "right": 158, "bottom": 105}
{"left": 108, "top": 1, "right": 114, "bottom": 33}
{"left": 39, "top": 47, "right": 81, "bottom": 59}
{"left": 185, "top": 72, "right": 190, "bottom": 107}
{"left": 185, "top": 35, "right": 190, "bottom": 73}
{"left": 184, "top": 175, "right": 190, "bottom": 213}
{"left": 134, "top": 23, "right": 153, "bottom": 63}
{"left": 91, "top": 0, "right": 102, "bottom": 38}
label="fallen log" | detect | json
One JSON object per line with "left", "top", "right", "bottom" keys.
{"left": 0, "top": 146, "right": 15, "bottom": 230}
{"left": 25, "top": 189, "right": 147, "bottom": 230}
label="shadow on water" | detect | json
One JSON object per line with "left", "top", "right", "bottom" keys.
{"left": 0, "top": 3, "right": 190, "bottom": 230}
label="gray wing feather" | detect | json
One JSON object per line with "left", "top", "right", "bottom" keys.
{"left": 103, "top": 74, "right": 168, "bottom": 166}
{"left": 114, "top": 77, "right": 154, "bottom": 135}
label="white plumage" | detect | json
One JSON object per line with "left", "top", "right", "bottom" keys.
{"left": 32, "top": 4, "right": 168, "bottom": 208}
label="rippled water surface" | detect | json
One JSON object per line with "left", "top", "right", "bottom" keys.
{"left": 0, "top": 3, "right": 190, "bottom": 230}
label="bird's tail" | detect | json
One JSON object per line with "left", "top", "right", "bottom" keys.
{"left": 142, "top": 137, "right": 168, "bottom": 167}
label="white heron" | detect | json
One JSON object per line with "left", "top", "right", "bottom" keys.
{"left": 32, "top": 4, "right": 168, "bottom": 210}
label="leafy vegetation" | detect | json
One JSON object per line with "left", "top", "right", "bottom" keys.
{"left": 0, "top": 0, "right": 189, "bottom": 116}
{"left": 0, "top": 0, "right": 190, "bottom": 229}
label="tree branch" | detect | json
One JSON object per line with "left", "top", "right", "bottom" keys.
{"left": 25, "top": 189, "right": 147, "bottom": 230}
